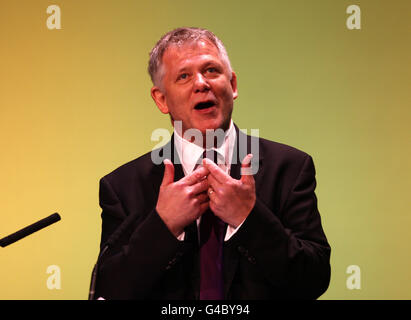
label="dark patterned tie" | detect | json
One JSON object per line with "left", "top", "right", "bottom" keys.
{"left": 199, "top": 150, "right": 226, "bottom": 300}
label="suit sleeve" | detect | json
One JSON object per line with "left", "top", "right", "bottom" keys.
{"left": 227, "top": 154, "right": 331, "bottom": 299}
{"left": 94, "top": 177, "right": 186, "bottom": 300}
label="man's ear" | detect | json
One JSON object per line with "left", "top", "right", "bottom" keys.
{"left": 231, "top": 72, "right": 238, "bottom": 100}
{"left": 151, "top": 86, "right": 169, "bottom": 114}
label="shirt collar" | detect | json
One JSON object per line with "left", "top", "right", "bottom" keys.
{"left": 174, "top": 120, "right": 236, "bottom": 175}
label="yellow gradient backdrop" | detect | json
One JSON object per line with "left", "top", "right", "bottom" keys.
{"left": 0, "top": 0, "right": 410, "bottom": 299}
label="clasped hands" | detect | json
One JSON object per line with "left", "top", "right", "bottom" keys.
{"left": 156, "top": 155, "right": 256, "bottom": 237}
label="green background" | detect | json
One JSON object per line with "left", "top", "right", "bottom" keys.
{"left": 0, "top": 0, "right": 410, "bottom": 299}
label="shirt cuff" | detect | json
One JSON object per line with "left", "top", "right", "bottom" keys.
{"left": 177, "top": 231, "right": 185, "bottom": 241}
{"left": 224, "top": 219, "right": 246, "bottom": 241}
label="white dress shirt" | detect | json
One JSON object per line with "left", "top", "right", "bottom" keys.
{"left": 173, "top": 120, "right": 244, "bottom": 241}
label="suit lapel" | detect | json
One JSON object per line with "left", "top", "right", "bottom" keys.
{"left": 231, "top": 125, "right": 265, "bottom": 193}
{"left": 150, "top": 134, "right": 185, "bottom": 195}
{"left": 150, "top": 136, "right": 200, "bottom": 298}
{"left": 223, "top": 125, "right": 264, "bottom": 298}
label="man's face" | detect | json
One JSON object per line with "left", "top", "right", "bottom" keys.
{"left": 151, "top": 39, "right": 238, "bottom": 136}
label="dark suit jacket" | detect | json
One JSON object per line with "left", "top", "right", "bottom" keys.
{"left": 94, "top": 126, "right": 331, "bottom": 300}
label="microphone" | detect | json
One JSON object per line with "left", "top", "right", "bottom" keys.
{"left": 88, "top": 212, "right": 138, "bottom": 300}
{"left": 0, "top": 213, "right": 61, "bottom": 248}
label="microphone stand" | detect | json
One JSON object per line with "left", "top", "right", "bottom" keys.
{"left": 88, "top": 212, "right": 138, "bottom": 300}
{"left": 88, "top": 245, "right": 108, "bottom": 300}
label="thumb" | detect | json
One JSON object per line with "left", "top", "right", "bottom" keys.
{"left": 240, "top": 154, "right": 254, "bottom": 184}
{"left": 161, "top": 159, "right": 175, "bottom": 186}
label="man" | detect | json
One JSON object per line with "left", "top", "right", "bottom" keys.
{"left": 93, "top": 27, "right": 331, "bottom": 300}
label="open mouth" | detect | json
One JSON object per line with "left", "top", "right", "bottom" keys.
{"left": 194, "top": 101, "right": 216, "bottom": 110}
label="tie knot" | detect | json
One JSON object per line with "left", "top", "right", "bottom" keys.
{"left": 196, "top": 150, "right": 220, "bottom": 167}
{"left": 195, "top": 150, "right": 226, "bottom": 173}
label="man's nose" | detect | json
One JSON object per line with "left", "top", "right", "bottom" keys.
{"left": 193, "top": 73, "right": 210, "bottom": 92}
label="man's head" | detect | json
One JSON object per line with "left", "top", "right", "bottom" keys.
{"left": 148, "top": 27, "right": 238, "bottom": 136}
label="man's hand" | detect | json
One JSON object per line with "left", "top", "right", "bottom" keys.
{"left": 156, "top": 159, "right": 210, "bottom": 237}
{"left": 203, "top": 154, "right": 256, "bottom": 228}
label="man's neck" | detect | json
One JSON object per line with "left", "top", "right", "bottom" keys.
{"left": 174, "top": 120, "right": 234, "bottom": 149}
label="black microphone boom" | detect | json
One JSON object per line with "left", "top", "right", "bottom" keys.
{"left": 0, "top": 213, "right": 61, "bottom": 248}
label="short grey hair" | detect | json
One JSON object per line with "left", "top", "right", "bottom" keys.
{"left": 148, "top": 27, "right": 233, "bottom": 88}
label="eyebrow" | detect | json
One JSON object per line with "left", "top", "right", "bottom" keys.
{"left": 175, "top": 58, "right": 223, "bottom": 74}
{"left": 176, "top": 67, "right": 189, "bottom": 74}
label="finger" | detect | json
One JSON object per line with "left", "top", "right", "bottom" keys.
{"left": 207, "top": 187, "right": 218, "bottom": 202}
{"left": 196, "top": 192, "right": 209, "bottom": 204}
{"left": 202, "top": 158, "right": 229, "bottom": 184}
{"left": 182, "top": 165, "right": 209, "bottom": 186}
{"left": 161, "top": 159, "right": 175, "bottom": 186}
{"left": 207, "top": 173, "right": 221, "bottom": 189}
{"left": 190, "top": 178, "right": 209, "bottom": 195}
{"left": 241, "top": 154, "right": 254, "bottom": 183}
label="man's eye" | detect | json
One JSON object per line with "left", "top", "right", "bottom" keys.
{"left": 178, "top": 73, "right": 188, "bottom": 80}
{"left": 207, "top": 67, "right": 217, "bottom": 73}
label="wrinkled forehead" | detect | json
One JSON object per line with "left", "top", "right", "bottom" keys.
{"left": 174, "top": 38, "right": 216, "bottom": 49}
{"left": 164, "top": 39, "right": 221, "bottom": 62}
